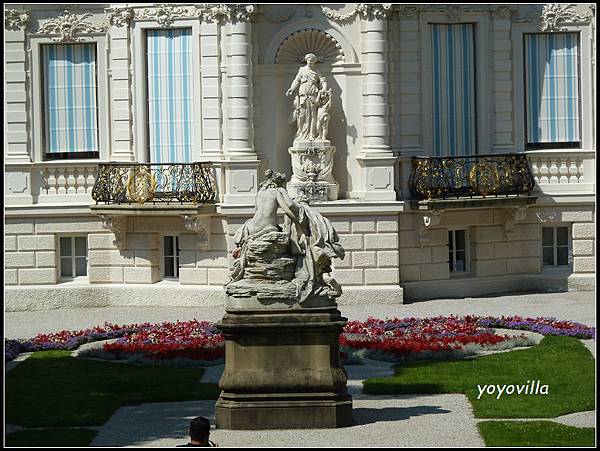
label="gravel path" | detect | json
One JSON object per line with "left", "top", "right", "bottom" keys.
{"left": 4, "top": 291, "right": 595, "bottom": 339}
{"left": 90, "top": 394, "right": 485, "bottom": 447}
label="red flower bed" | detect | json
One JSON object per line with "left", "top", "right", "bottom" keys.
{"left": 339, "top": 316, "right": 527, "bottom": 361}
{"left": 103, "top": 320, "right": 224, "bottom": 362}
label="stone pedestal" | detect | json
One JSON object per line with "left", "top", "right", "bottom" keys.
{"left": 215, "top": 306, "right": 353, "bottom": 429}
{"left": 287, "top": 140, "right": 339, "bottom": 201}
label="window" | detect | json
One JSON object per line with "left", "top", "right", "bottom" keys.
{"left": 42, "top": 43, "right": 99, "bottom": 159}
{"left": 449, "top": 229, "right": 468, "bottom": 273}
{"left": 524, "top": 33, "right": 580, "bottom": 149}
{"left": 542, "top": 226, "right": 569, "bottom": 266}
{"left": 146, "top": 28, "right": 194, "bottom": 163}
{"left": 163, "top": 235, "right": 180, "bottom": 278}
{"left": 430, "top": 23, "right": 476, "bottom": 156}
{"left": 59, "top": 236, "right": 88, "bottom": 278}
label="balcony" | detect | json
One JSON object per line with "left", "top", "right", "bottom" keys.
{"left": 90, "top": 162, "right": 218, "bottom": 248}
{"left": 92, "top": 162, "right": 217, "bottom": 205}
{"left": 408, "top": 153, "right": 537, "bottom": 210}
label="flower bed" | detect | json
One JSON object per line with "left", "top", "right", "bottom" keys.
{"left": 477, "top": 316, "right": 596, "bottom": 339}
{"left": 102, "top": 320, "right": 224, "bottom": 364}
{"left": 340, "top": 316, "right": 530, "bottom": 362}
{"left": 5, "top": 315, "right": 595, "bottom": 364}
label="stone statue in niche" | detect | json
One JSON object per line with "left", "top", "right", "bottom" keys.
{"left": 285, "top": 54, "right": 339, "bottom": 201}
{"left": 226, "top": 169, "right": 344, "bottom": 308}
{"left": 286, "top": 53, "right": 329, "bottom": 142}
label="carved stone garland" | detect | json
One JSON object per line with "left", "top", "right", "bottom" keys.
{"left": 35, "top": 10, "right": 106, "bottom": 42}
{"left": 322, "top": 4, "right": 392, "bottom": 23}
{"left": 540, "top": 3, "right": 594, "bottom": 32}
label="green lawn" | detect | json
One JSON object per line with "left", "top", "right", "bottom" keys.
{"left": 5, "top": 428, "right": 99, "bottom": 447}
{"left": 363, "top": 336, "right": 595, "bottom": 419}
{"left": 5, "top": 350, "right": 220, "bottom": 428}
{"left": 478, "top": 421, "right": 596, "bottom": 447}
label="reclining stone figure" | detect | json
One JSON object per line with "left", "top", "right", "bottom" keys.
{"left": 226, "top": 170, "right": 344, "bottom": 307}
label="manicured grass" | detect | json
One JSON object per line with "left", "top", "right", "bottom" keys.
{"left": 5, "top": 350, "right": 220, "bottom": 428}
{"left": 5, "top": 428, "right": 99, "bottom": 447}
{"left": 363, "top": 336, "right": 595, "bottom": 418}
{"left": 478, "top": 421, "right": 596, "bottom": 447}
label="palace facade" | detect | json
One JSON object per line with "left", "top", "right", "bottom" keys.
{"left": 4, "top": 4, "right": 596, "bottom": 310}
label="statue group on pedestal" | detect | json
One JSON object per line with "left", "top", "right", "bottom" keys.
{"left": 227, "top": 170, "right": 344, "bottom": 306}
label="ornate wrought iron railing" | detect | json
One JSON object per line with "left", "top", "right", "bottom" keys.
{"left": 91, "top": 162, "right": 217, "bottom": 204}
{"left": 409, "top": 153, "right": 536, "bottom": 200}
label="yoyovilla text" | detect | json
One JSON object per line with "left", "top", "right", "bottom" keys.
{"left": 476, "top": 380, "right": 549, "bottom": 400}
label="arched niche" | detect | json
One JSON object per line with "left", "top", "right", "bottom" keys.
{"left": 263, "top": 20, "right": 358, "bottom": 65}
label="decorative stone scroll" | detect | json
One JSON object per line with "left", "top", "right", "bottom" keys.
{"left": 100, "top": 215, "right": 128, "bottom": 249}
{"left": 417, "top": 211, "right": 443, "bottom": 247}
{"left": 5, "top": 9, "right": 30, "bottom": 31}
{"left": 35, "top": 10, "right": 106, "bottom": 42}
{"left": 105, "top": 7, "right": 134, "bottom": 27}
{"left": 504, "top": 205, "right": 529, "bottom": 240}
{"left": 535, "top": 209, "right": 560, "bottom": 223}
{"left": 182, "top": 215, "right": 212, "bottom": 251}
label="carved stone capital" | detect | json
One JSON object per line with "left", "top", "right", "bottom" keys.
{"left": 540, "top": 3, "right": 594, "bottom": 32}
{"left": 5, "top": 9, "right": 30, "bottom": 31}
{"left": 417, "top": 211, "right": 443, "bottom": 247}
{"left": 35, "top": 10, "right": 107, "bottom": 42}
{"left": 105, "top": 7, "right": 134, "bottom": 27}
{"left": 100, "top": 215, "right": 128, "bottom": 249}
{"left": 504, "top": 205, "right": 529, "bottom": 240}
{"left": 183, "top": 215, "right": 212, "bottom": 250}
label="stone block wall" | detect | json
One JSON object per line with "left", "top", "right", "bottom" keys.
{"left": 5, "top": 217, "right": 107, "bottom": 285}
{"left": 329, "top": 215, "right": 400, "bottom": 287}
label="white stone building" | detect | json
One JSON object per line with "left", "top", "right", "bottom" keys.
{"left": 4, "top": 4, "right": 596, "bottom": 311}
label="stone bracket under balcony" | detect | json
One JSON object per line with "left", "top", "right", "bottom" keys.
{"left": 413, "top": 196, "right": 538, "bottom": 247}
{"left": 90, "top": 204, "right": 217, "bottom": 250}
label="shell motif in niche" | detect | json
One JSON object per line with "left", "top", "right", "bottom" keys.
{"left": 275, "top": 29, "right": 344, "bottom": 65}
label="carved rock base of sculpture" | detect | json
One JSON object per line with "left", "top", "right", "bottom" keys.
{"left": 215, "top": 307, "right": 353, "bottom": 429}
{"left": 288, "top": 140, "right": 339, "bottom": 202}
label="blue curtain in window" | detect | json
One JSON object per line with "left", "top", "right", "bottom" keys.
{"left": 43, "top": 44, "right": 98, "bottom": 154}
{"left": 525, "top": 33, "right": 580, "bottom": 144}
{"left": 431, "top": 23, "right": 476, "bottom": 156}
{"left": 147, "top": 28, "right": 193, "bottom": 163}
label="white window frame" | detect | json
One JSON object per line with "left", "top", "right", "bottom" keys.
{"left": 58, "top": 235, "right": 89, "bottom": 281}
{"left": 30, "top": 34, "right": 109, "bottom": 163}
{"left": 161, "top": 234, "right": 180, "bottom": 279}
{"left": 449, "top": 228, "right": 470, "bottom": 275}
{"left": 541, "top": 224, "right": 572, "bottom": 268}
{"left": 513, "top": 23, "right": 594, "bottom": 152}
{"left": 420, "top": 13, "right": 491, "bottom": 157}
{"left": 132, "top": 19, "right": 202, "bottom": 164}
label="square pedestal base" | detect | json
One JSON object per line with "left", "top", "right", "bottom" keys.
{"left": 216, "top": 392, "right": 353, "bottom": 429}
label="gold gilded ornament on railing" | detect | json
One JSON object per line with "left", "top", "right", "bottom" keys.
{"left": 468, "top": 162, "right": 500, "bottom": 197}
{"left": 127, "top": 166, "right": 157, "bottom": 203}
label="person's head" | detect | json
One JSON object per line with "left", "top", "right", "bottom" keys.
{"left": 305, "top": 53, "right": 318, "bottom": 66}
{"left": 188, "top": 416, "right": 211, "bottom": 444}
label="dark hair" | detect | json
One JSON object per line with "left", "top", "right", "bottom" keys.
{"left": 189, "top": 416, "right": 211, "bottom": 441}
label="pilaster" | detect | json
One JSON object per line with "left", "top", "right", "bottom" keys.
{"left": 354, "top": 5, "right": 397, "bottom": 201}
